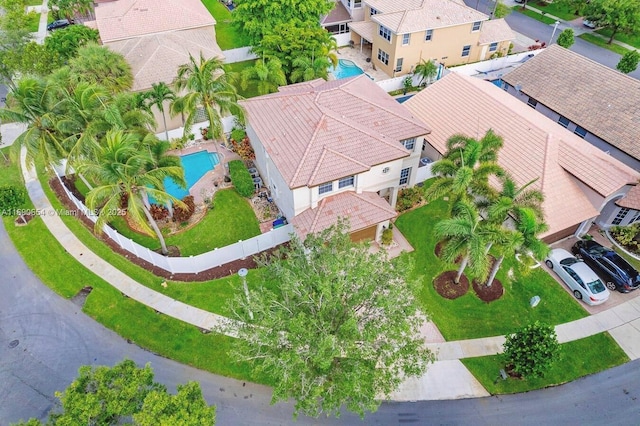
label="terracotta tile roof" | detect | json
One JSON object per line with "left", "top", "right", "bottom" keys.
{"left": 348, "top": 20, "right": 377, "bottom": 42}
{"left": 404, "top": 72, "right": 640, "bottom": 238}
{"left": 368, "top": 0, "right": 488, "bottom": 34}
{"left": 617, "top": 185, "right": 640, "bottom": 210}
{"left": 502, "top": 45, "right": 640, "bottom": 160}
{"left": 94, "top": 0, "right": 215, "bottom": 43}
{"left": 292, "top": 191, "right": 397, "bottom": 239}
{"left": 321, "top": 1, "right": 351, "bottom": 26}
{"left": 106, "top": 28, "right": 223, "bottom": 91}
{"left": 241, "top": 75, "right": 431, "bottom": 189}
{"left": 478, "top": 18, "right": 514, "bottom": 44}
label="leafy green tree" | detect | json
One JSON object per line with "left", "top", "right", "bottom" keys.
{"left": 239, "top": 58, "right": 287, "bottom": 95}
{"left": 494, "top": 1, "right": 511, "bottom": 18}
{"left": 0, "top": 185, "right": 26, "bottom": 215}
{"left": 414, "top": 59, "right": 438, "bottom": 86}
{"left": 49, "top": 0, "right": 94, "bottom": 21}
{"left": 434, "top": 199, "right": 492, "bottom": 284}
{"left": 79, "top": 130, "right": 185, "bottom": 255}
{"left": 145, "top": 82, "right": 176, "bottom": 141}
{"left": 134, "top": 381, "right": 216, "bottom": 426}
{"left": 554, "top": 0, "right": 590, "bottom": 15}
{"left": 502, "top": 321, "right": 561, "bottom": 379}
{"left": 556, "top": 28, "right": 575, "bottom": 48}
{"left": 232, "top": 0, "right": 333, "bottom": 47}
{"left": 66, "top": 43, "right": 134, "bottom": 93}
{"left": 0, "top": 0, "right": 33, "bottom": 88}
{"left": 44, "top": 24, "right": 99, "bottom": 63}
{"left": 15, "top": 42, "right": 61, "bottom": 76}
{"left": 227, "top": 222, "right": 433, "bottom": 418}
{"left": 617, "top": 50, "right": 640, "bottom": 73}
{"left": 584, "top": 0, "right": 640, "bottom": 44}
{"left": 171, "top": 53, "right": 244, "bottom": 144}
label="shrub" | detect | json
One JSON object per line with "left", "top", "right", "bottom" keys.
{"left": 396, "top": 187, "right": 423, "bottom": 212}
{"left": 228, "top": 160, "right": 254, "bottom": 197}
{"left": 381, "top": 227, "right": 393, "bottom": 246}
{"left": 230, "top": 127, "right": 246, "bottom": 142}
{"left": 610, "top": 224, "right": 640, "bottom": 250}
{"left": 231, "top": 136, "right": 255, "bottom": 162}
{"left": 149, "top": 204, "right": 169, "bottom": 221}
{"left": 502, "top": 321, "right": 560, "bottom": 379}
{"left": 173, "top": 195, "right": 195, "bottom": 222}
{"left": 0, "top": 185, "right": 26, "bottom": 215}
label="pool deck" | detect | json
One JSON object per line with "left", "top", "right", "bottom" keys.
{"left": 171, "top": 139, "right": 242, "bottom": 205}
{"left": 335, "top": 46, "right": 389, "bottom": 82}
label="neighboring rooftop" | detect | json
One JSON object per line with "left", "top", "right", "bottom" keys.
{"left": 89, "top": 0, "right": 215, "bottom": 43}
{"left": 502, "top": 45, "right": 640, "bottom": 161}
{"left": 241, "top": 76, "right": 430, "bottom": 189}
{"left": 321, "top": 1, "right": 351, "bottom": 26}
{"left": 478, "top": 19, "right": 514, "bottom": 44}
{"left": 405, "top": 72, "right": 640, "bottom": 239}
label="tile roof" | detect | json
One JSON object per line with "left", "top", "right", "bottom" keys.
{"left": 404, "top": 72, "right": 640, "bottom": 238}
{"left": 106, "top": 28, "right": 223, "bottom": 91}
{"left": 617, "top": 185, "right": 640, "bottom": 210}
{"left": 321, "top": 1, "right": 352, "bottom": 26}
{"left": 348, "top": 20, "right": 377, "bottom": 42}
{"left": 501, "top": 45, "right": 640, "bottom": 160}
{"left": 93, "top": 0, "right": 215, "bottom": 43}
{"left": 241, "top": 75, "right": 431, "bottom": 189}
{"left": 292, "top": 191, "right": 397, "bottom": 239}
{"left": 368, "top": 0, "right": 488, "bottom": 34}
{"left": 478, "top": 18, "right": 514, "bottom": 44}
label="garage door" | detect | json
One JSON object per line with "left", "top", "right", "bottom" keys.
{"left": 542, "top": 224, "right": 580, "bottom": 244}
{"left": 350, "top": 225, "right": 377, "bottom": 242}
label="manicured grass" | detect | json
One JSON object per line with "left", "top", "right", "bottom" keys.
{"left": 513, "top": 7, "right": 557, "bottom": 25}
{"left": 23, "top": 0, "right": 43, "bottom": 6}
{"left": 108, "top": 188, "right": 260, "bottom": 256}
{"left": 462, "top": 332, "right": 628, "bottom": 394}
{"left": 200, "top": 0, "right": 251, "bottom": 50}
{"left": 25, "top": 11, "right": 40, "bottom": 32}
{"left": 596, "top": 28, "right": 640, "bottom": 50}
{"left": 579, "top": 33, "right": 631, "bottom": 55}
{"left": 529, "top": 0, "right": 578, "bottom": 21}
{"left": 394, "top": 196, "right": 588, "bottom": 341}
{"left": 225, "top": 60, "right": 262, "bottom": 99}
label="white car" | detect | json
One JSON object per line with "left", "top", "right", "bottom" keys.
{"left": 583, "top": 19, "right": 597, "bottom": 29}
{"left": 545, "top": 248, "right": 610, "bottom": 306}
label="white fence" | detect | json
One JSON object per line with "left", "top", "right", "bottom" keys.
{"left": 449, "top": 51, "right": 542, "bottom": 77}
{"left": 222, "top": 47, "right": 258, "bottom": 64}
{"left": 332, "top": 32, "right": 352, "bottom": 47}
{"left": 54, "top": 170, "right": 293, "bottom": 274}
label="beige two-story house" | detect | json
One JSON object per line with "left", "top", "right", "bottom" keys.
{"left": 241, "top": 76, "right": 431, "bottom": 242}
{"left": 348, "top": 0, "right": 514, "bottom": 77}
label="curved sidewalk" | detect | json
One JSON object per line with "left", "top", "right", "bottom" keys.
{"left": 19, "top": 151, "right": 640, "bottom": 401}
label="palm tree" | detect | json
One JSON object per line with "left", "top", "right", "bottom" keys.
{"left": 0, "top": 77, "right": 65, "bottom": 166}
{"left": 239, "top": 58, "right": 287, "bottom": 95}
{"left": 145, "top": 82, "right": 175, "bottom": 141}
{"left": 66, "top": 43, "right": 134, "bottom": 93}
{"left": 434, "top": 199, "right": 492, "bottom": 284}
{"left": 414, "top": 59, "right": 438, "bottom": 86}
{"left": 484, "top": 173, "right": 544, "bottom": 223}
{"left": 78, "top": 130, "right": 186, "bottom": 255}
{"left": 425, "top": 129, "right": 504, "bottom": 204}
{"left": 171, "top": 53, "right": 244, "bottom": 145}
{"left": 290, "top": 56, "right": 332, "bottom": 83}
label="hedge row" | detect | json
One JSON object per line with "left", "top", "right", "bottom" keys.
{"left": 228, "top": 160, "right": 254, "bottom": 197}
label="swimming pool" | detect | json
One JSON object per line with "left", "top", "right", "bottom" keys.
{"left": 396, "top": 95, "right": 414, "bottom": 103}
{"left": 163, "top": 151, "right": 219, "bottom": 201}
{"left": 330, "top": 59, "right": 365, "bottom": 79}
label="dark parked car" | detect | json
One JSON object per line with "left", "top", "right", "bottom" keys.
{"left": 47, "top": 19, "right": 73, "bottom": 31}
{"left": 572, "top": 240, "right": 640, "bottom": 293}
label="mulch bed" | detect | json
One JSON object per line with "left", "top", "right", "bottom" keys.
{"left": 433, "top": 270, "right": 469, "bottom": 299}
{"left": 472, "top": 278, "right": 504, "bottom": 303}
{"left": 50, "top": 177, "right": 282, "bottom": 282}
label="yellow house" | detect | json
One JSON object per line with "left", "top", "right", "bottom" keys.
{"left": 348, "top": 0, "right": 514, "bottom": 77}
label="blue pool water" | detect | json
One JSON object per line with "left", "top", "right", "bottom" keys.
{"left": 162, "top": 151, "right": 219, "bottom": 201}
{"left": 396, "top": 95, "right": 414, "bottom": 103}
{"left": 330, "top": 59, "right": 365, "bottom": 79}
{"left": 491, "top": 79, "right": 503, "bottom": 88}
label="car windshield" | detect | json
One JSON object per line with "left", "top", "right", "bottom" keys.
{"left": 560, "top": 257, "right": 579, "bottom": 266}
{"left": 587, "top": 279, "right": 606, "bottom": 294}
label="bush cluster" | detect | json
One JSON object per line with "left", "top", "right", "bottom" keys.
{"left": 149, "top": 204, "right": 169, "bottom": 221}
{"left": 502, "top": 321, "right": 560, "bottom": 379}
{"left": 609, "top": 224, "right": 640, "bottom": 252}
{"left": 228, "top": 160, "right": 255, "bottom": 197}
{"left": 396, "top": 187, "right": 423, "bottom": 212}
{"left": 173, "top": 195, "right": 195, "bottom": 223}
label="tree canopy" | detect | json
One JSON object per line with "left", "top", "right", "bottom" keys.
{"left": 584, "top": 0, "right": 640, "bottom": 44}
{"left": 617, "top": 50, "right": 640, "bottom": 73}
{"left": 227, "top": 222, "right": 433, "bottom": 418}
{"left": 556, "top": 29, "right": 575, "bottom": 48}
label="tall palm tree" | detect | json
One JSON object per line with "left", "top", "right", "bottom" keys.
{"left": 66, "top": 43, "right": 134, "bottom": 93}
{"left": 484, "top": 173, "right": 544, "bottom": 223}
{"left": 145, "top": 82, "right": 175, "bottom": 141}
{"left": 239, "top": 58, "right": 287, "bottom": 95}
{"left": 290, "top": 56, "right": 332, "bottom": 83}
{"left": 414, "top": 59, "right": 438, "bottom": 86}
{"left": 434, "top": 199, "right": 492, "bottom": 284}
{"left": 78, "top": 130, "right": 186, "bottom": 255}
{"left": 171, "top": 53, "right": 244, "bottom": 145}
{"left": 0, "top": 77, "right": 65, "bottom": 166}
{"left": 425, "top": 129, "right": 504, "bottom": 204}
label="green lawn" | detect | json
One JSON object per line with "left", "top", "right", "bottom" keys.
{"left": 23, "top": 0, "right": 43, "bottom": 6}
{"left": 200, "top": 0, "right": 251, "bottom": 50}
{"left": 529, "top": 0, "right": 579, "bottom": 21}
{"left": 596, "top": 28, "right": 640, "bottom": 50}
{"left": 579, "top": 33, "right": 631, "bottom": 55}
{"left": 513, "top": 7, "right": 557, "bottom": 25}
{"left": 462, "top": 332, "right": 628, "bottom": 394}
{"left": 25, "top": 11, "right": 40, "bottom": 32}
{"left": 225, "top": 60, "right": 262, "bottom": 99}
{"left": 394, "top": 197, "right": 588, "bottom": 341}
{"left": 107, "top": 188, "right": 260, "bottom": 256}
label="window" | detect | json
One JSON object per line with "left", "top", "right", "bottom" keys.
{"left": 402, "top": 33, "right": 410, "bottom": 45}
{"left": 339, "top": 176, "right": 354, "bottom": 188}
{"left": 489, "top": 42, "right": 498, "bottom": 52}
{"left": 613, "top": 207, "right": 630, "bottom": 225}
{"left": 425, "top": 29, "right": 433, "bottom": 41}
{"left": 396, "top": 58, "right": 403, "bottom": 72}
{"left": 354, "top": 0, "right": 361, "bottom": 8}
{"left": 574, "top": 126, "right": 587, "bottom": 138}
{"left": 377, "top": 49, "right": 389, "bottom": 65}
{"left": 472, "top": 21, "right": 481, "bottom": 32}
{"left": 379, "top": 25, "right": 391, "bottom": 42}
{"left": 557, "top": 116, "right": 570, "bottom": 128}
{"left": 319, "top": 182, "right": 333, "bottom": 195}
{"left": 399, "top": 167, "right": 411, "bottom": 185}
{"left": 326, "top": 23, "right": 348, "bottom": 34}
{"left": 461, "top": 45, "right": 471, "bottom": 57}
{"left": 400, "top": 137, "right": 415, "bottom": 150}
{"left": 527, "top": 97, "right": 537, "bottom": 108}
{"left": 370, "top": 7, "right": 378, "bottom": 16}
{"left": 631, "top": 211, "right": 640, "bottom": 224}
